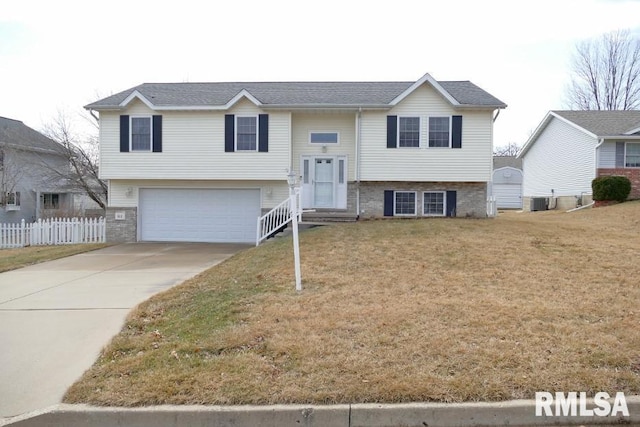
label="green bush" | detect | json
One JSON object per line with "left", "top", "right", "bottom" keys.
{"left": 592, "top": 176, "right": 631, "bottom": 202}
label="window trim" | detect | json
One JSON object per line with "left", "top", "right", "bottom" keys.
{"left": 309, "top": 131, "right": 340, "bottom": 145}
{"left": 422, "top": 191, "right": 446, "bottom": 217}
{"left": 428, "top": 116, "right": 452, "bottom": 148}
{"left": 43, "top": 193, "right": 60, "bottom": 210}
{"left": 129, "top": 116, "right": 153, "bottom": 152}
{"left": 625, "top": 142, "right": 640, "bottom": 168}
{"left": 235, "top": 115, "right": 258, "bottom": 152}
{"left": 393, "top": 190, "right": 417, "bottom": 216}
{"left": 397, "top": 116, "right": 421, "bottom": 148}
{"left": 5, "top": 191, "right": 20, "bottom": 211}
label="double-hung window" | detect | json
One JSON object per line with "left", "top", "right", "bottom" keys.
{"left": 398, "top": 117, "right": 420, "bottom": 148}
{"left": 236, "top": 116, "right": 257, "bottom": 151}
{"left": 394, "top": 191, "right": 417, "bottom": 216}
{"left": 5, "top": 191, "right": 20, "bottom": 210}
{"left": 423, "top": 191, "right": 446, "bottom": 216}
{"left": 626, "top": 143, "right": 640, "bottom": 167}
{"left": 43, "top": 193, "right": 60, "bottom": 209}
{"left": 131, "top": 117, "right": 152, "bottom": 151}
{"left": 428, "top": 117, "right": 451, "bottom": 147}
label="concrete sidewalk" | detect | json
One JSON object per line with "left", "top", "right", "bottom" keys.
{"left": 2, "top": 398, "right": 639, "bottom": 427}
{"left": 0, "top": 243, "right": 248, "bottom": 419}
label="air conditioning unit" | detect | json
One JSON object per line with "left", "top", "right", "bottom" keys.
{"left": 530, "top": 197, "right": 548, "bottom": 211}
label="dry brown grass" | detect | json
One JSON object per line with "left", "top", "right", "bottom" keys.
{"left": 0, "top": 243, "right": 110, "bottom": 272}
{"left": 64, "top": 202, "right": 640, "bottom": 406}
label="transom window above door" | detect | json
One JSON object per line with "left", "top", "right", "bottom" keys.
{"left": 310, "top": 132, "right": 339, "bottom": 144}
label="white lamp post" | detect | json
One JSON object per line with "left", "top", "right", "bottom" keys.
{"left": 287, "top": 171, "right": 302, "bottom": 292}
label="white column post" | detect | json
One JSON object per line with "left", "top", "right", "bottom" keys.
{"left": 287, "top": 171, "right": 302, "bottom": 292}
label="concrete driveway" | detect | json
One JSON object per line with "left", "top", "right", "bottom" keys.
{"left": 0, "top": 242, "right": 249, "bottom": 419}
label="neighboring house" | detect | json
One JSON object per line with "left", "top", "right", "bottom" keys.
{"left": 518, "top": 110, "right": 640, "bottom": 211}
{"left": 85, "top": 73, "right": 506, "bottom": 243}
{"left": 0, "top": 116, "right": 103, "bottom": 223}
{"left": 491, "top": 156, "right": 523, "bottom": 209}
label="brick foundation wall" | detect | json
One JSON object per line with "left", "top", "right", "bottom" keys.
{"left": 105, "top": 207, "right": 137, "bottom": 242}
{"left": 597, "top": 168, "right": 640, "bottom": 199}
{"left": 359, "top": 182, "right": 488, "bottom": 218}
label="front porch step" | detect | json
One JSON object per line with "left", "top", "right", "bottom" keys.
{"left": 301, "top": 212, "right": 358, "bottom": 223}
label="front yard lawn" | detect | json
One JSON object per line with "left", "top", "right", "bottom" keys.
{"left": 0, "top": 244, "right": 110, "bottom": 273}
{"left": 65, "top": 202, "right": 640, "bottom": 405}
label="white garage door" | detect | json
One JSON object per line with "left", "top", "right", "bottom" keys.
{"left": 493, "top": 184, "right": 522, "bottom": 209}
{"left": 139, "top": 188, "right": 261, "bottom": 243}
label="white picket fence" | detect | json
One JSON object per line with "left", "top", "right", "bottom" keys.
{"left": 0, "top": 217, "right": 106, "bottom": 249}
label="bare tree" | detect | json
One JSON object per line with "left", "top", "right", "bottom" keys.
{"left": 41, "top": 112, "right": 107, "bottom": 210}
{"left": 566, "top": 29, "right": 640, "bottom": 110}
{"left": 493, "top": 142, "right": 521, "bottom": 156}
{"left": 0, "top": 148, "right": 26, "bottom": 206}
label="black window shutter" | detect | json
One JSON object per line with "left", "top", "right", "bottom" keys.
{"left": 258, "top": 114, "right": 269, "bottom": 152}
{"left": 615, "top": 142, "right": 625, "bottom": 167}
{"left": 120, "top": 115, "right": 129, "bottom": 152}
{"left": 446, "top": 191, "right": 457, "bottom": 217}
{"left": 225, "top": 115, "right": 235, "bottom": 152}
{"left": 383, "top": 190, "right": 394, "bottom": 216}
{"left": 387, "top": 116, "right": 397, "bottom": 148}
{"left": 152, "top": 115, "right": 162, "bottom": 152}
{"left": 452, "top": 116, "right": 462, "bottom": 148}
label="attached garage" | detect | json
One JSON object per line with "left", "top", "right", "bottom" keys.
{"left": 492, "top": 166, "right": 523, "bottom": 209}
{"left": 138, "top": 188, "right": 261, "bottom": 243}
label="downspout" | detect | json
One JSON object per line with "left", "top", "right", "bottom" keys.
{"left": 355, "top": 107, "right": 362, "bottom": 218}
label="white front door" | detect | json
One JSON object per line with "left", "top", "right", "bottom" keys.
{"left": 314, "top": 158, "right": 334, "bottom": 207}
{"left": 301, "top": 156, "right": 347, "bottom": 209}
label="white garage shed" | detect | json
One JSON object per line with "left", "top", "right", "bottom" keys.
{"left": 491, "top": 157, "right": 523, "bottom": 210}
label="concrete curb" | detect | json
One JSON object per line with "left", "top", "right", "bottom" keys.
{"left": 2, "top": 397, "right": 639, "bottom": 427}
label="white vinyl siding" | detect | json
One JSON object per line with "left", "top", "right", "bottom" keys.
{"left": 360, "top": 84, "right": 493, "bottom": 182}
{"left": 99, "top": 98, "right": 289, "bottom": 180}
{"left": 522, "top": 117, "right": 597, "bottom": 197}
{"left": 597, "top": 141, "right": 617, "bottom": 168}
{"left": 292, "top": 113, "right": 356, "bottom": 181}
{"left": 108, "top": 179, "right": 289, "bottom": 210}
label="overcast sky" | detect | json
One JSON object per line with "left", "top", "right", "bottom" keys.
{"left": 2, "top": 0, "right": 640, "bottom": 148}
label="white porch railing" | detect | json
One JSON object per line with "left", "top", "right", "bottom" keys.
{"left": 0, "top": 217, "right": 106, "bottom": 249}
{"left": 256, "top": 188, "right": 302, "bottom": 246}
{"left": 487, "top": 196, "right": 497, "bottom": 218}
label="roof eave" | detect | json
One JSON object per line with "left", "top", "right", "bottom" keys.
{"left": 453, "top": 104, "right": 507, "bottom": 110}
{"left": 260, "top": 104, "right": 392, "bottom": 110}
{"left": 518, "top": 111, "right": 598, "bottom": 158}
{"left": 600, "top": 135, "right": 640, "bottom": 140}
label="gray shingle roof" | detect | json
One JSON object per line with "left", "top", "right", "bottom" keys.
{"left": 493, "top": 156, "right": 522, "bottom": 170}
{"left": 86, "top": 80, "right": 506, "bottom": 110}
{"left": 553, "top": 110, "right": 640, "bottom": 136}
{"left": 0, "top": 116, "right": 65, "bottom": 154}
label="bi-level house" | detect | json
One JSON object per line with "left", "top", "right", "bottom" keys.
{"left": 0, "top": 116, "right": 102, "bottom": 222}
{"left": 85, "top": 73, "right": 506, "bottom": 243}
